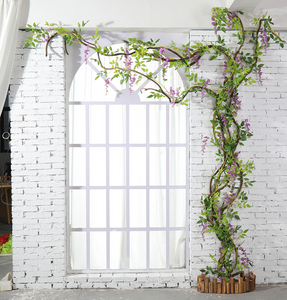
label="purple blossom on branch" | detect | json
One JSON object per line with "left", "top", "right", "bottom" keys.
{"left": 259, "top": 27, "right": 268, "bottom": 53}
{"left": 245, "top": 119, "right": 251, "bottom": 137}
{"left": 84, "top": 44, "right": 90, "bottom": 64}
{"left": 169, "top": 87, "right": 181, "bottom": 106}
{"left": 232, "top": 91, "right": 241, "bottom": 117}
{"left": 202, "top": 222, "right": 207, "bottom": 242}
{"left": 105, "top": 78, "right": 110, "bottom": 95}
{"left": 202, "top": 136, "right": 210, "bottom": 155}
{"left": 217, "top": 133, "right": 224, "bottom": 149}
{"left": 193, "top": 53, "right": 200, "bottom": 69}
{"left": 222, "top": 116, "right": 228, "bottom": 133}
{"left": 211, "top": 17, "right": 218, "bottom": 35}
{"left": 258, "top": 67, "right": 263, "bottom": 86}
{"left": 201, "top": 79, "right": 210, "bottom": 100}
{"left": 235, "top": 54, "right": 244, "bottom": 69}
{"left": 129, "top": 74, "right": 137, "bottom": 94}
{"left": 124, "top": 49, "right": 132, "bottom": 69}
{"left": 226, "top": 164, "right": 238, "bottom": 185}
{"left": 238, "top": 244, "right": 251, "bottom": 272}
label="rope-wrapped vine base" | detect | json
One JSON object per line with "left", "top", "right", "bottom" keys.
{"left": 197, "top": 272, "right": 256, "bottom": 294}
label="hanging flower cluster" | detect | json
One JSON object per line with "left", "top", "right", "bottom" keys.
{"left": 25, "top": 7, "right": 285, "bottom": 282}
{"left": 104, "top": 78, "right": 110, "bottom": 95}
{"left": 202, "top": 136, "right": 210, "bottom": 155}
{"left": 84, "top": 44, "right": 90, "bottom": 64}
{"left": 201, "top": 79, "right": 210, "bottom": 99}
{"left": 169, "top": 87, "right": 181, "bottom": 106}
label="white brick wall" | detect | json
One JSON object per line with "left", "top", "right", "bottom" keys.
{"left": 189, "top": 31, "right": 287, "bottom": 286}
{"left": 11, "top": 32, "right": 67, "bottom": 289}
{"left": 10, "top": 29, "right": 287, "bottom": 289}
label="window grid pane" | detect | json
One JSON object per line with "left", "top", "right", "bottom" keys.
{"left": 68, "top": 56, "right": 188, "bottom": 273}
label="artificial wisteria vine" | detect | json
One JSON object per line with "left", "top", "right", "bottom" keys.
{"left": 25, "top": 7, "right": 284, "bottom": 281}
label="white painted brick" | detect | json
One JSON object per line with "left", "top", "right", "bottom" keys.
{"left": 9, "top": 29, "right": 287, "bottom": 291}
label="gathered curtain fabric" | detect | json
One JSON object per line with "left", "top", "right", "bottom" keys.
{"left": 0, "top": 0, "right": 22, "bottom": 114}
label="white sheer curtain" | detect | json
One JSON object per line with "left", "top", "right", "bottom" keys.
{"left": 69, "top": 52, "right": 187, "bottom": 270}
{"left": 0, "top": 0, "right": 22, "bottom": 114}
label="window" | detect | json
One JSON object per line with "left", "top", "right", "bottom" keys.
{"left": 68, "top": 42, "right": 189, "bottom": 272}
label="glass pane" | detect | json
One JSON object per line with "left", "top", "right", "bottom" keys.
{"left": 169, "top": 105, "right": 186, "bottom": 144}
{"left": 130, "top": 190, "right": 146, "bottom": 228}
{"left": 110, "top": 190, "right": 126, "bottom": 228}
{"left": 90, "top": 148, "right": 106, "bottom": 186}
{"left": 150, "top": 189, "right": 166, "bottom": 227}
{"left": 129, "top": 147, "right": 146, "bottom": 186}
{"left": 90, "top": 232, "right": 106, "bottom": 269}
{"left": 150, "top": 231, "right": 166, "bottom": 269}
{"left": 109, "top": 105, "right": 126, "bottom": 144}
{"left": 130, "top": 232, "right": 146, "bottom": 269}
{"left": 90, "top": 190, "right": 106, "bottom": 228}
{"left": 109, "top": 147, "right": 126, "bottom": 186}
{"left": 89, "top": 105, "right": 106, "bottom": 144}
{"left": 169, "top": 231, "right": 186, "bottom": 269}
{"left": 69, "top": 105, "right": 86, "bottom": 144}
{"left": 69, "top": 190, "right": 86, "bottom": 228}
{"left": 110, "top": 231, "right": 127, "bottom": 269}
{"left": 69, "top": 62, "right": 116, "bottom": 102}
{"left": 149, "top": 105, "right": 166, "bottom": 144}
{"left": 169, "top": 189, "right": 186, "bottom": 227}
{"left": 70, "top": 232, "right": 86, "bottom": 270}
{"left": 150, "top": 147, "right": 166, "bottom": 186}
{"left": 69, "top": 147, "right": 86, "bottom": 186}
{"left": 169, "top": 147, "right": 186, "bottom": 185}
{"left": 129, "top": 105, "right": 146, "bottom": 144}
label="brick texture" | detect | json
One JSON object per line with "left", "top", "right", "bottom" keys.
{"left": 9, "top": 29, "right": 287, "bottom": 289}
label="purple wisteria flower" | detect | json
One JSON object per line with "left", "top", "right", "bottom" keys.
{"left": 202, "top": 136, "right": 210, "bottom": 155}
{"left": 235, "top": 54, "right": 244, "bottom": 69}
{"left": 202, "top": 222, "right": 207, "bottom": 242}
{"left": 215, "top": 203, "right": 222, "bottom": 218}
{"left": 211, "top": 17, "right": 218, "bottom": 35}
{"left": 227, "top": 12, "right": 236, "bottom": 31}
{"left": 124, "top": 49, "right": 132, "bottom": 69}
{"left": 201, "top": 79, "right": 210, "bottom": 99}
{"left": 226, "top": 164, "right": 238, "bottom": 185}
{"left": 159, "top": 47, "right": 167, "bottom": 66}
{"left": 259, "top": 27, "right": 268, "bottom": 53}
{"left": 217, "top": 133, "right": 224, "bottom": 149}
{"left": 163, "top": 57, "right": 170, "bottom": 77}
{"left": 169, "top": 87, "right": 181, "bottom": 106}
{"left": 84, "top": 44, "right": 90, "bottom": 64}
{"left": 224, "top": 190, "right": 237, "bottom": 213}
{"left": 258, "top": 67, "right": 263, "bottom": 86}
{"left": 238, "top": 244, "right": 251, "bottom": 272}
{"left": 232, "top": 91, "right": 241, "bottom": 116}
{"left": 159, "top": 47, "right": 169, "bottom": 77}
{"left": 228, "top": 223, "right": 236, "bottom": 240}
{"left": 222, "top": 116, "right": 228, "bottom": 133}
{"left": 234, "top": 151, "right": 241, "bottom": 160}
{"left": 129, "top": 74, "right": 137, "bottom": 94}
{"left": 159, "top": 47, "right": 165, "bottom": 56}
{"left": 245, "top": 119, "right": 251, "bottom": 137}
{"left": 193, "top": 53, "right": 200, "bottom": 69}
{"left": 105, "top": 78, "right": 110, "bottom": 95}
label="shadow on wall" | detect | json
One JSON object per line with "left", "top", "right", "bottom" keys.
{"left": 18, "top": 0, "right": 30, "bottom": 29}
{"left": 10, "top": 0, "right": 30, "bottom": 97}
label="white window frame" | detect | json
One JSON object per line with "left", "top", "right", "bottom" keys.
{"left": 66, "top": 32, "right": 190, "bottom": 274}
